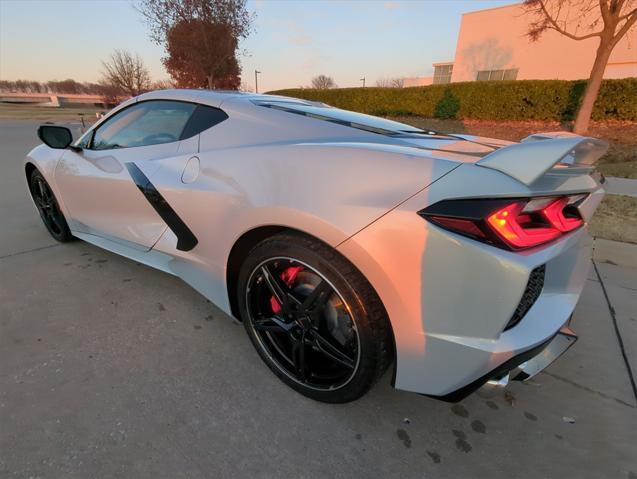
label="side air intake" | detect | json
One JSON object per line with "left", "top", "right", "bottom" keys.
{"left": 504, "top": 265, "right": 545, "bottom": 331}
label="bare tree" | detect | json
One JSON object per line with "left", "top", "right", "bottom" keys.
{"left": 101, "top": 50, "right": 151, "bottom": 97}
{"left": 376, "top": 77, "right": 404, "bottom": 88}
{"left": 524, "top": 0, "right": 637, "bottom": 134}
{"left": 311, "top": 75, "right": 336, "bottom": 89}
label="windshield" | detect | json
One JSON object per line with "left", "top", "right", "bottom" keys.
{"left": 254, "top": 100, "right": 441, "bottom": 137}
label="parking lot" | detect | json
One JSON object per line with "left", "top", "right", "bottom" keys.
{"left": 1, "top": 119, "right": 636, "bottom": 478}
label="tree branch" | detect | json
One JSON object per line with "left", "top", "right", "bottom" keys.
{"left": 612, "top": 10, "right": 637, "bottom": 45}
{"left": 610, "top": 0, "right": 626, "bottom": 15}
{"left": 537, "top": 0, "right": 603, "bottom": 40}
{"left": 600, "top": 0, "right": 611, "bottom": 23}
{"left": 619, "top": 6, "right": 637, "bottom": 20}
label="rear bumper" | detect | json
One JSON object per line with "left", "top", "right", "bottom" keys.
{"left": 512, "top": 324, "right": 577, "bottom": 381}
{"left": 433, "top": 323, "right": 577, "bottom": 402}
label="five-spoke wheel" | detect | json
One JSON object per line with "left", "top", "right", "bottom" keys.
{"left": 238, "top": 233, "right": 392, "bottom": 403}
{"left": 29, "top": 168, "right": 73, "bottom": 242}
{"left": 246, "top": 258, "right": 360, "bottom": 390}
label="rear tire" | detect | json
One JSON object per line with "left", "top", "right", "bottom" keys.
{"left": 29, "top": 169, "right": 74, "bottom": 242}
{"left": 237, "top": 232, "right": 392, "bottom": 403}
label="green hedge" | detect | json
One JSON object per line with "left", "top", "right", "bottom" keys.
{"left": 268, "top": 78, "right": 637, "bottom": 121}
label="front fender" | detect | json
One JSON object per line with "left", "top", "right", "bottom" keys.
{"left": 24, "top": 144, "right": 69, "bottom": 216}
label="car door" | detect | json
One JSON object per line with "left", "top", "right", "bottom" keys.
{"left": 55, "top": 100, "right": 198, "bottom": 250}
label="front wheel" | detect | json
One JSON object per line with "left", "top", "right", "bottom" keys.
{"left": 237, "top": 232, "right": 392, "bottom": 403}
{"left": 29, "top": 168, "right": 74, "bottom": 242}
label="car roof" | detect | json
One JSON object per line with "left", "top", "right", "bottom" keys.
{"left": 135, "top": 89, "right": 316, "bottom": 109}
{"left": 82, "top": 89, "right": 326, "bottom": 142}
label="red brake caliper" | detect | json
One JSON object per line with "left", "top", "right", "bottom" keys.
{"left": 270, "top": 266, "right": 304, "bottom": 314}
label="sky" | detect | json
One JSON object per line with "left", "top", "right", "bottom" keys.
{"left": 0, "top": 0, "right": 517, "bottom": 92}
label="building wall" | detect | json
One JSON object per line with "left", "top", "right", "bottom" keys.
{"left": 451, "top": 3, "right": 637, "bottom": 83}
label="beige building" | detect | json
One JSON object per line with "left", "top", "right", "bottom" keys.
{"left": 405, "top": 2, "right": 637, "bottom": 86}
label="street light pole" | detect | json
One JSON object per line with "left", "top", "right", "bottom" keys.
{"left": 360, "top": 77, "right": 365, "bottom": 88}
{"left": 255, "top": 70, "right": 261, "bottom": 93}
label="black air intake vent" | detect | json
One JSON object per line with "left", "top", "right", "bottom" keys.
{"left": 505, "top": 265, "right": 545, "bottom": 331}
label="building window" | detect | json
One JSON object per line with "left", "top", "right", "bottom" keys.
{"left": 476, "top": 68, "right": 519, "bottom": 81}
{"left": 433, "top": 64, "right": 453, "bottom": 84}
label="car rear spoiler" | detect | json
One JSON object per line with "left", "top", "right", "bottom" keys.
{"left": 476, "top": 132, "right": 608, "bottom": 185}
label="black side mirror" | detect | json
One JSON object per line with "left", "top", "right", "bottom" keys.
{"left": 37, "top": 125, "right": 73, "bottom": 149}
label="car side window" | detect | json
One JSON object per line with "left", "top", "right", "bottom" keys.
{"left": 180, "top": 105, "right": 229, "bottom": 139}
{"left": 91, "top": 100, "right": 196, "bottom": 150}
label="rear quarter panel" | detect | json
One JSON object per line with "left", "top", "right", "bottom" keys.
{"left": 150, "top": 141, "right": 459, "bottom": 313}
{"left": 337, "top": 162, "right": 603, "bottom": 394}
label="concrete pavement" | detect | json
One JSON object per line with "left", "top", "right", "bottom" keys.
{"left": 1, "top": 121, "right": 636, "bottom": 479}
{"left": 605, "top": 177, "right": 637, "bottom": 198}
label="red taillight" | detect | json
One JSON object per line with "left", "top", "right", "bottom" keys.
{"left": 487, "top": 201, "right": 562, "bottom": 249}
{"left": 420, "top": 195, "right": 585, "bottom": 251}
{"left": 541, "top": 197, "right": 583, "bottom": 232}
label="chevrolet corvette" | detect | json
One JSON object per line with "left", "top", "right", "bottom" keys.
{"left": 25, "top": 89, "right": 606, "bottom": 402}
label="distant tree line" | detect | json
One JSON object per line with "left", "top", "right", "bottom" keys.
{"left": 0, "top": 79, "right": 113, "bottom": 95}
{"left": 376, "top": 78, "right": 405, "bottom": 88}
{"left": 0, "top": 48, "right": 173, "bottom": 106}
{"left": 301, "top": 75, "right": 405, "bottom": 90}
{"left": 0, "top": 75, "right": 172, "bottom": 105}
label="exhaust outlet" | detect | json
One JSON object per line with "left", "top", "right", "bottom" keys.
{"left": 476, "top": 373, "right": 510, "bottom": 398}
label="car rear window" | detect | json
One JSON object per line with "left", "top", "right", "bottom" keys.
{"left": 254, "top": 100, "right": 427, "bottom": 136}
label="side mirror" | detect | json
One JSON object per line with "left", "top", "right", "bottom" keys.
{"left": 37, "top": 125, "right": 73, "bottom": 149}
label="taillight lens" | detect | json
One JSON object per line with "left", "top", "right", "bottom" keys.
{"left": 486, "top": 201, "right": 562, "bottom": 248}
{"left": 419, "top": 196, "right": 585, "bottom": 251}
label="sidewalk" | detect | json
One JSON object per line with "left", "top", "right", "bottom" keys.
{"left": 605, "top": 177, "right": 637, "bottom": 198}
{"left": 594, "top": 238, "right": 637, "bottom": 269}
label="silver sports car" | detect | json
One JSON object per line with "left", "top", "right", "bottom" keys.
{"left": 25, "top": 89, "right": 606, "bottom": 403}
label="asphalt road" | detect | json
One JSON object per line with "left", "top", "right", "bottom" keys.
{"left": 1, "top": 120, "right": 636, "bottom": 479}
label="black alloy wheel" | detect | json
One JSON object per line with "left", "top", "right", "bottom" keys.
{"left": 246, "top": 257, "right": 360, "bottom": 389}
{"left": 29, "top": 169, "right": 73, "bottom": 242}
{"left": 238, "top": 232, "right": 392, "bottom": 403}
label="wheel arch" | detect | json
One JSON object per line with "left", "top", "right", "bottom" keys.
{"left": 25, "top": 162, "right": 37, "bottom": 183}
{"left": 24, "top": 160, "right": 66, "bottom": 214}
{"left": 24, "top": 162, "right": 41, "bottom": 201}
{"left": 225, "top": 224, "right": 396, "bottom": 365}
{"left": 226, "top": 225, "right": 308, "bottom": 319}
